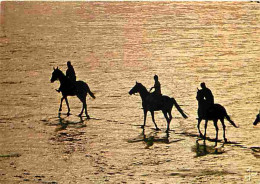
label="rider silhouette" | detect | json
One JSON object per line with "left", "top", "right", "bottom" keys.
{"left": 66, "top": 61, "right": 76, "bottom": 82}
{"left": 200, "top": 82, "right": 214, "bottom": 106}
{"left": 56, "top": 61, "right": 77, "bottom": 93}
{"left": 148, "top": 75, "right": 162, "bottom": 107}
{"left": 149, "top": 75, "right": 162, "bottom": 95}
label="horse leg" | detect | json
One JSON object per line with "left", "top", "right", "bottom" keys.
{"left": 141, "top": 109, "right": 147, "bottom": 128}
{"left": 213, "top": 119, "right": 219, "bottom": 144}
{"left": 79, "top": 104, "right": 88, "bottom": 118}
{"left": 83, "top": 98, "right": 90, "bottom": 119}
{"left": 59, "top": 97, "right": 64, "bottom": 112}
{"left": 203, "top": 120, "right": 208, "bottom": 140}
{"left": 77, "top": 94, "right": 89, "bottom": 118}
{"left": 78, "top": 97, "right": 85, "bottom": 117}
{"left": 84, "top": 102, "right": 90, "bottom": 119}
{"left": 79, "top": 102, "right": 84, "bottom": 117}
{"left": 197, "top": 118, "right": 203, "bottom": 137}
{"left": 64, "top": 97, "right": 71, "bottom": 116}
{"left": 167, "top": 111, "right": 173, "bottom": 132}
{"left": 220, "top": 118, "right": 227, "bottom": 143}
{"left": 168, "top": 111, "right": 172, "bottom": 122}
{"left": 150, "top": 111, "right": 159, "bottom": 131}
{"left": 163, "top": 111, "right": 170, "bottom": 132}
{"left": 82, "top": 93, "right": 90, "bottom": 118}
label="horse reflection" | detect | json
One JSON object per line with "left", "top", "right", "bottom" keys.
{"left": 55, "top": 116, "right": 85, "bottom": 131}
{"left": 192, "top": 140, "right": 225, "bottom": 157}
{"left": 128, "top": 128, "right": 183, "bottom": 148}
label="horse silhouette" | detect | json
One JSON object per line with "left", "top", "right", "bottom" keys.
{"left": 196, "top": 89, "right": 238, "bottom": 143}
{"left": 50, "top": 67, "right": 95, "bottom": 117}
{"left": 253, "top": 113, "right": 260, "bottom": 125}
{"left": 129, "top": 82, "right": 188, "bottom": 132}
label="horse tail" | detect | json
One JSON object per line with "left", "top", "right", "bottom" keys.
{"left": 225, "top": 114, "right": 238, "bottom": 128}
{"left": 171, "top": 98, "right": 188, "bottom": 119}
{"left": 86, "top": 84, "right": 95, "bottom": 99}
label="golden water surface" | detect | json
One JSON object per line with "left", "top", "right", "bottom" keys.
{"left": 0, "top": 2, "right": 260, "bottom": 183}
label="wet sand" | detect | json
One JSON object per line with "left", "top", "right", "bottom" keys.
{"left": 0, "top": 1, "right": 260, "bottom": 183}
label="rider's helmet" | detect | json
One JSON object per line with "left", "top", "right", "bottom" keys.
{"left": 200, "top": 82, "right": 206, "bottom": 89}
{"left": 67, "top": 61, "right": 72, "bottom": 67}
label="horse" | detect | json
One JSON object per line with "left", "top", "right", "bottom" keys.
{"left": 253, "top": 112, "right": 260, "bottom": 125}
{"left": 50, "top": 67, "right": 95, "bottom": 118}
{"left": 129, "top": 82, "right": 188, "bottom": 132}
{"left": 196, "top": 89, "right": 238, "bottom": 143}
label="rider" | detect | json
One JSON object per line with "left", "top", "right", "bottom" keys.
{"left": 66, "top": 61, "right": 76, "bottom": 82}
{"left": 56, "top": 61, "right": 77, "bottom": 93}
{"left": 200, "top": 82, "right": 214, "bottom": 106}
{"left": 149, "top": 75, "right": 162, "bottom": 106}
{"left": 149, "top": 75, "right": 162, "bottom": 95}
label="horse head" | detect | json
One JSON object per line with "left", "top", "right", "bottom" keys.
{"left": 50, "top": 67, "right": 62, "bottom": 83}
{"left": 253, "top": 112, "right": 260, "bottom": 126}
{"left": 129, "top": 82, "right": 142, "bottom": 95}
{"left": 196, "top": 88, "right": 204, "bottom": 102}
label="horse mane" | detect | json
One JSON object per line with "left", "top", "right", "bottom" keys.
{"left": 56, "top": 68, "right": 66, "bottom": 77}
{"left": 138, "top": 83, "right": 149, "bottom": 93}
{"left": 196, "top": 89, "right": 203, "bottom": 99}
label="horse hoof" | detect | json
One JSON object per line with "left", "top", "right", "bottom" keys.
{"left": 141, "top": 125, "right": 145, "bottom": 128}
{"left": 155, "top": 128, "right": 160, "bottom": 131}
{"left": 224, "top": 138, "right": 228, "bottom": 143}
{"left": 78, "top": 114, "right": 82, "bottom": 117}
{"left": 86, "top": 115, "right": 90, "bottom": 119}
{"left": 67, "top": 112, "right": 71, "bottom": 116}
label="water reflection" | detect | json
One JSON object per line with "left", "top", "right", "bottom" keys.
{"left": 192, "top": 140, "right": 225, "bottom": 157}
{"left": 41, "top": 115, "right": 86, "bottom": 131}
{"left": 128, "top": 128, "right": 184, "bottom": 149}
{"left": 55, "top": 116, "right": 86, "bottom": 131}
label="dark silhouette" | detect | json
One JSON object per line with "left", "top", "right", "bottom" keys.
{"left": 253, "top": 112, "right": 260, "bottom": 125}
{"left": 129, "top": 82, "right": 188, "bottom": 132}
{"left": 196, "top": 88, "right": 238, "bottom": 143}
{"left": 149, "top": 75, "right": 163, "bottom": 106}
{"left": 149, "top": 75, "right": 161, "bottom": 95}
{"left": 66, "top": 61, "right": 76, "bottom": 82}
{"left": 50, "top": 67, "right": 95, "bottom": 118}
{"left": 200, "top": 82, "right": 214, "bottom": 105}
{"left": 57, "top": 61, "right": 76, "bottom": 93}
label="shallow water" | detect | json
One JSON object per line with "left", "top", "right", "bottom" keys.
{"left": 0, "top": 1, "right": 260, "bottom": 183}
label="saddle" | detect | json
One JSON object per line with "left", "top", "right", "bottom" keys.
{"left": 59, "top": 79, "right": 77, "bottom": 95}
{"left": 146, "top": 92, "right": 164, "bottom": 108}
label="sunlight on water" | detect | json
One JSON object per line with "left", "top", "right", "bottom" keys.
{"left": 0, "top": 1, "right": 259, "bottom": 183}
